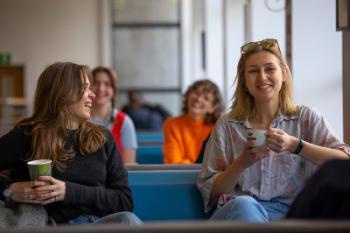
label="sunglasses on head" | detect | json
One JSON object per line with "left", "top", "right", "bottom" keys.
{"left": 240, "top": 38, "right": 280, "bottom": 54}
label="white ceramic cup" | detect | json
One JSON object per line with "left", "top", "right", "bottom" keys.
{"left": 250, "top": 129, "right": 267, "bottom": 147}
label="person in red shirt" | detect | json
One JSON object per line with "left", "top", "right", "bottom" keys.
{"left": 90, "top": 67, "right": 138, "bottom": 165}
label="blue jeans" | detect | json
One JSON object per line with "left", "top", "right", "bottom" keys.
{"left": 210, "top": 195, "right": 289, "bottom": 222}
{"left": 68, "top": 211, "right": 143, "bottom": 225}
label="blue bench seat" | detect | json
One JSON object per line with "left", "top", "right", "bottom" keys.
{"left": 128, "top": 170, "right": 210, "bottom": 221}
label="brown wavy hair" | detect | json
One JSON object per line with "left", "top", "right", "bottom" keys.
{"left": 229, "top": 40, "right": 298, "bottom": 120}
{"left": 182, "top": 79, "right": 224, "bottom": 124}
{"left": 17, "top": 62, "right": 106, "bottom": 168}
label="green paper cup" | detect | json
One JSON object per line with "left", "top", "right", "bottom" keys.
{"left": 27, "top": 159, "right": 52, "bottom": 182}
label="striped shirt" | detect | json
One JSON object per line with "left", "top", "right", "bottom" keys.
{"left": 197, "top": 105, "right": 350, "bottom": 212}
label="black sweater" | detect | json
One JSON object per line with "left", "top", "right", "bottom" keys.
{"left": 0, "top": 127, "right": 133, "bottom": 223}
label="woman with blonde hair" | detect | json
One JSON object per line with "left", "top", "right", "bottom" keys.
{"left": 0, "top": 62, "right": 141, "bottom": 225}
{"left": 197, "top": 39, "right": 350, "bottom": 222}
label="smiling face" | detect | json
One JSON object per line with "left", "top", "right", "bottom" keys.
{"left": 186, "top": 86, "right": 215, "bottom": 120}
{"left": 91, "top": 71, "right": 115, "bottom": 106}
{"left": 244, "top": 51, "right": 286, "bottom": 104}
{"left": 68, "top": 76, "right": 95, "bottom": 127}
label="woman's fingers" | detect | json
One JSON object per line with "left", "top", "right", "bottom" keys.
{"left": 268, "top": 128, "right": 285, "bottom": 135}
{"left": 250, "top": 145, "right": 269, "bottom": 153}
{"left": 245, "top": 139, "right": 255, "bottom": 149}
{"left": 33, "top": 176, "right": 66, "bottom": 204}
{"left": 267, "top": 142, "right": 284, "bottom": 152}
{"left": 21, "top": 191, "right": 43, "bottom": 204}
{"left": 9, "top": 179, "right": 64, "bottom": 204}
{"left": 31, "top": 180, "right": 47, "bottom": 187}
{"left": 39, "top": 197, "right": 57, "bottom": 205}
{"left": 35, "top": 190, "right": 59, "bottom": 199}
{"left": 267, "top": 131, "right": 284, "bottom": 143}
{"left": 266, "top": 128, "right": 293, "bottom": 152}
{"left": 37, "top": 176, "right": 56, "bottom": 184}
{"left": 246, "top": 146, "right": 270, "bottom": 163}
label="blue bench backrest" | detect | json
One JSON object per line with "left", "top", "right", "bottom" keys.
{"left": 136, "top": 131, "right": 164, "bottom": 164}
{"left": 136, "top": 146, "right": 163, "bottom": 164}
{"left": 128, "top": 170, "right": 210, "bottom": 221}
{"left": 137, "top": 131, "right": 164, "bottom": 144}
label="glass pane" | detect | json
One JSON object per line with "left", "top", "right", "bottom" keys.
{"left": 112, "top": 28, "right": 180, "bottom": 88}
{"left": 112, "top": 0, "right": 179, "bottom": 23}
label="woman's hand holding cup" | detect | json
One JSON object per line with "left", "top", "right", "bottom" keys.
{"left": 238, "top": 137, "right": 270, "bottom": 169}
{"left": 266, "top": 128, "right": 297, "bottom": 152}
{"left": 9, "top": 181, "right": 46, "bottom": 204}
{"left": 23, "top": 159, "right": 66, "bottom": 205}
{"left": 33, "top": 176, "right": 66, "bottom": 205}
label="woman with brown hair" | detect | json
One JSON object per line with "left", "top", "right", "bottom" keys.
{"left": 197, "top": 39, "right": 350, "bottom": 222}
{"left": 90, "top": 66, "right": 138, "bottom": 165}
{"left": 0, "top": 62, "right": 141, "bottom": 225}
{"left": 163, "top": 79, "right": 224, "bottom": 164}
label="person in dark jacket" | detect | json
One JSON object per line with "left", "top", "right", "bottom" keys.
{"left": 122, "top": 90, "right": 171, "bottom": 131}
{"left": 287, "top": 159, "right": 350, "bottom": 219}
{"left": 0, "top": 62, "right": 142, "bottom": 225}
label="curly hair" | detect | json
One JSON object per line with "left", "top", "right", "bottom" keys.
{"left": 182, "top": 79, "right": 224, "bottom": 124}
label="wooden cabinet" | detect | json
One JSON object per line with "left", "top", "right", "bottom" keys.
{"left": 0, "top": 65, "right": 24, "bottom": 97}
{"left": 0, "top": 65, "right": 26, "bottom": 135}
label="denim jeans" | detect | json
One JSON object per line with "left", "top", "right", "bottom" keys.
{"left": 68, "top": 211, "right": 143, "bottom": 225}
{"left": 210, "top": 195, "right": 289, "bottom": 222}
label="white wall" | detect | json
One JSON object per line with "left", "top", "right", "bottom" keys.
{"left": 182, "top": 0, "right": 224, "bottom": 94}
{"left": 224, "top": 0, "right": 247, "bottom": 112}
{"left": 250, "top": 0, "right": 286, "bottom": 57}
{"left": 182, "top": 0, "right": 228, "bottom": 110}
{"left": 0, "top": 0, "right": 100, "bottom": 108}
{"left": 293, "top": 0, "right": 343, "bottom": 139}
{"left": 204, "top": 0, "right": 225, "bottom": 94}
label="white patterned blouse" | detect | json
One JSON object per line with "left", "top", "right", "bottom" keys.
{"left": 197, "top": 105, "right": 350, "bottom": 212}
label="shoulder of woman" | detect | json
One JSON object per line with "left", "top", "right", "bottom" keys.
{"left": 123, "top": 114, "right": 134, "bottom": 125}
{"left": 208, "top": 114, "right": 233, "bottom": 133}
{"left": 98, "top": 125, "right": 114, "bottom": 141}
{"left": 164, "top": 115, "right": 183, "bottom": 125}
{"left": 0, "top": 126, "right": 32, "bottom": 147}
{"left": 214, "top": 113, "right": 237, "bottom": 126}
{"left": 298, "top": 105, "right": 323, "bottom": 119}
{"left": 121, "top": 115, "right": 137, "bottom": 134}
{"left": 12, "top": 125, "right": 32, "bottom": 137}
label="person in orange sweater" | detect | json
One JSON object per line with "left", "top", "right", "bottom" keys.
{"left": 163, "top": 79, "right": 224, "bottom": 164}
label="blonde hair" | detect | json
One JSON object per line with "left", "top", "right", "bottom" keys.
{"left": 229, "top": 43, "right": 298, "bottom": 120}
{"left": 17, "top": 62, "right": 106, "bottom": 168}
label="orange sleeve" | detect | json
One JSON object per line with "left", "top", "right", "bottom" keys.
{"left": 163, "top": 118, "right": 186, "bottom": 164}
